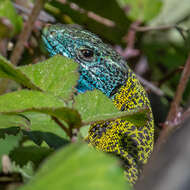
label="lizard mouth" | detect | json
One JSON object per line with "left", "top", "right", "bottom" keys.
{"left": 41, "top": 24, "right": 54, "bottom": 54}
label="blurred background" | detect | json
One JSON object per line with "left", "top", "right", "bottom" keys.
{"left": 0, "top": 0, "right": 190, "bottom": 189}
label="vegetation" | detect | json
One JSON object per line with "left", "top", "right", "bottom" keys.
{"left": 0, "top": 0, "right": 190, "bottom": 189}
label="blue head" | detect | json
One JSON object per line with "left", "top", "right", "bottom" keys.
{"left": 42, "top": 24, "right": 129, "bottom": 98}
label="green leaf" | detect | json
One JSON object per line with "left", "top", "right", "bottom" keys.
{"left": 10, "top": 146, "right": 53, "bottom": 169}
{"left": 0, "top": 127, "right": 20, "bottom": 138}
{"left": 0, "top": 114, "right": 29, "bottom": 129}
{"left": 74, "top": 90, "right": 117, "bottom": 123}
{"left": 19, "top": 143, "right": 130, "bottom": 190}
{"left": 124, "top": 108, "right": 150, "bottom": 126}
{"left": 0, "top": 0, "right": 23, "bottom": 37}
{"left": 117, "top": 0, "right": 162, "bottom": 22}
{"left": 0, "top": 55, "right": 40, "bottom": 90}
{"left": 0, "top": 90, "right": 81, "bottom": 128}
{"left": 74, "top": 90, "right": 148, "bottom": 126}
{"left": 0, "top": 17, "right": 12, "bottom": 39}
{"left": 20, "top": 55, "right": 79, "bottom": 101}
{"left": 12, "top": 162, "right": 34, "bottom": 182}
{"left": 150, "top": 0, "right": 190, "bottom": 25}
{"left": 0, "top": 90, "right": 65, "bottom": 112}
{"left": 22, "top": 112, "right": 69, "bottom": 140}
{"left": 0, "top": 112, "right": 73, "bottom": 147}
{"left": 0, "top": 112, "right": 69, "bottom": 143}
{"left": 79, "top": 124, "right": 90, "bottom": 138}
{"left": 0, "top": 133, "right": 23, "bottom": 171}
{"left": 23, "top": 131, "right": 69, "bottom": 149}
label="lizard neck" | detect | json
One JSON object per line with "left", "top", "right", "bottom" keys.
{"left": 113, "top": 69, "right": 151, "bottom": 111}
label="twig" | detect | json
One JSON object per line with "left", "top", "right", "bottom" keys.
{"left": 0, "top": 17, "right": 12, "bottom": 57}
{"left": 116, "top": 21, "right": 141, "bottom": 59}
{"left": 156, "top": 52, "right": 190, "bottom": 149}
{"left": 13, "top": 2, "right": 55, "bottom": 23}
{"left": 0, "top": 39, "right": 8, "bottom": 57}
{"left": 166, "top": 53, "right": 190, "bottom": 124}
{"left": 51, "top": 116, "right": 72, "bottom": 138}
{"left": 0, "top": 0, "right": 45, "bottom": 95}
{"left": 176, "top": 26, "right": 187, "bottom": 41}
{"left": 132, "top": 24, "right": 188, "bottom": 44}
{"left": 10, "top": 0, "right": 45, "bottom": 65}
{"left": 132, "top": 24, "right": 176, "bottom": 32}
{"left": 137, "top": 74, "right": 164, "bottom": 96}
{"left": 126, "top": 21, "right": 141, "bottom": 48}
{"left": 158, "top": 66, "right": 184, "bottom": 87}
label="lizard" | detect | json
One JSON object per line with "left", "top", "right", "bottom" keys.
{"left": 41, "top": 24, "right": 154, "bottom": 185}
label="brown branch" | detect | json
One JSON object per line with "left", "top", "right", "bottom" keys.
{"left": 132, "top": 24, "right": 188, "bottom": 44}
{"left": 120, "top": 21, "right": 141, "bottom": 59}
{"left": 136, "top": 74, "right": 164, "bottom": 96}
{"left": 155, "top": 52, "right": 190, "bottom": 149}
{"left": 116, "top": 21, "right": 141, "bottom": 59}
{"left": 126, "top": 21, "right": 141, "bottom": 48}
{"left": 0, "top": 0, "right": 45, "bottom": 95}
{"left": 10, "top": 0, "right": 45, "bottom": 65}
{"left": 13, "top": 2, "right": 55, "bottom": 23}
{"left": 0, "top": 39, "right": 8, "bottom": 58}
{"left": 158, "top": 66, "right": 184, "bottom": 87}
{"left": 0, "top": 17, "right": 12, "bottom": 57}
{"left": 166, "top": 53, "right": 190, "bottom": 123}
{"left": 132, "top": 24, "right": 175, "bottom": 32}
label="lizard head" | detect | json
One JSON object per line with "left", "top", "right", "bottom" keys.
{"left": 42, "top": 24, "right": 129, "bottom": 98}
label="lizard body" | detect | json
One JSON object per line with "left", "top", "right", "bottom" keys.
{"left": 42, "top": 24, "right": 154, "bottom": 184}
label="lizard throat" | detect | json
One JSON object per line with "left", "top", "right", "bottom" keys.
{"left": 76, "top": 67, "right": 127, "bottom": 99}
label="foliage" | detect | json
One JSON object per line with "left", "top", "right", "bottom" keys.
{"left": 19, "top": 143, "right": 129, "bottom": 190}
{"left": 0, "top": 54, "right": 146, "bottom": 189}
{"left": 0, "top": 0, "right": 189, "bottom": 189}
{"left": 0, "top": 133, "right": 22, "bottom": 170}
{"left": 117, "top": 0, "right": 162, "bottom": 22}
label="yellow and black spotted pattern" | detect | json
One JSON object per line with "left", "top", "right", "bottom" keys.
{"left": 86, "top": 69, "right": 154, "bottom": 184}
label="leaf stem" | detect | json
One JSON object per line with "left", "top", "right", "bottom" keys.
{"left": 51, "top": 116, "right": 72, "bottom": 139}
{"left": 10, "top": 0, "right": 45, "bottom": 65}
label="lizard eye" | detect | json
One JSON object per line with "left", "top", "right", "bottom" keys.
{"left": 78, "top": 48, "right": 94, "bottom": 61}
{"left": 50, "top": 31, "right": 56, "bottom": 36}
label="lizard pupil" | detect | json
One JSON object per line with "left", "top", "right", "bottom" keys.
{"left": 50, "top": 31, "right": 56, "bottom": 35}
{"left": 80, "top": 49, "right": 94, "bottom": 59}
